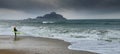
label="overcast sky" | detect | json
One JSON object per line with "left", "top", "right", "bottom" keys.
{"left": 0, "top": 0, "right": 120, "bottom": 20}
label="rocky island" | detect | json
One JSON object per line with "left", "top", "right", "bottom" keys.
{"left": 24, "top": 12, "right": 67, "bottom": 23}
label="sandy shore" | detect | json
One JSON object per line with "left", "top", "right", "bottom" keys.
{"left": 0, "top": 36, "right": 97, "bottom": 54}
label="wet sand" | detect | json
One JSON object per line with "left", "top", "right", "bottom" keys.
{"left": 0, "top": 36, "right": 97, "bottom": 54}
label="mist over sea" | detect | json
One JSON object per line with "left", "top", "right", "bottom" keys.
{"left": 0, "top": 19, "right": 120, "bottom": 54}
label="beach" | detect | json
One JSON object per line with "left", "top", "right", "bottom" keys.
{"left": 0, "top": 36, "right": 97, "bottom": 54}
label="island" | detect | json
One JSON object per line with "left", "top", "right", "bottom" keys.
{"left": 23, "top": 12, "right": 67, "bottom": 23}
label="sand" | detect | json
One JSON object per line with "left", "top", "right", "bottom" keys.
{"left": 0, "top": 36, "right": 97, "bottom": 54}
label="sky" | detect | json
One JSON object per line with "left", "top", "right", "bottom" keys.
{"left": 0, "top": 0, "right": 120, "bottom": 20}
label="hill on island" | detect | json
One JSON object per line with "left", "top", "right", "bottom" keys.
{"left": 24, "top": 12, "right": 67, "bottom": 23}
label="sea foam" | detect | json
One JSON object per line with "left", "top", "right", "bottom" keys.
{"left": 0, "top": 24, "right": 120, "bottom": 54}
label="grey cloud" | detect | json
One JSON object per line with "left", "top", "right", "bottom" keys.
{"left": 0, "top": 0, "right": 120, "bottom": 19}
{"left": 1, "top": 0, "right": 120, "bottom": 10}
{"left": 59, "top": 0, "right": 120, "bottom": 9}
{"left": 0, "top": 0, "right": 58, "bottom": 12}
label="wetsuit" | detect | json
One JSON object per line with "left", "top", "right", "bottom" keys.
{"left": 14, "top": 27, "right": 17, "bottom": 40}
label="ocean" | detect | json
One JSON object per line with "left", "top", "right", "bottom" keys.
{"left": 0, "top": 19, "right": 120, "bottom": 54}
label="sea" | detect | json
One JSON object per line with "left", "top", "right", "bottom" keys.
{"left": 0, "top": 19, "right": 120, "bottom": 54}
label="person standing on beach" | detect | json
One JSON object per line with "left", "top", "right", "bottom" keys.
{"left": 13, "top": 26, "right": 18, "bottom": 41}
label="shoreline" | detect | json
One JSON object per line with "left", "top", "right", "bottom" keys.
{"left": 0, "top": 35, "right": 97, "bottom": 54}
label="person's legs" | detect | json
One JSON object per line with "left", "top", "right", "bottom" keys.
{"left": 14, "top": 32, "right": 17, "bottom": 41}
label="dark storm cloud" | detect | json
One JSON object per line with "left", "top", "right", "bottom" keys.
{"left": 0, "top": 0, "right": 58, "bottom": 12}
{"left": 1, "top": 0, "right": 120, "bottom": 11}
{"left": 0, "top": 0, "right": 120, "bottom": 19}
{"left": 59, "top": 0, "right": 120, "bottom": 9}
